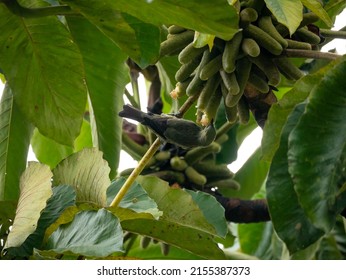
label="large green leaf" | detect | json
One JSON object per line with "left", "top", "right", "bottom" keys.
{"left": 262, "top": 60, "right": 339, "bottom": 163}
{"left": 264, "top": 0, "right": 303, "bottom": 35}
{"left": 31, "top": 120, "right": 92, "bottom": 169}
{"left": 322, "top": 0, "right": 346, "bottom": 28}
{"left": 300, "top": 0, "right": 332, "bottom": 27}
{"left": 137, "top": 176, "right": 218, "bottom": 236}
{"left": 5, "top": 185, "right": 76, "bottom": 257}
{"left": 0, "top": 1, "right": 87, "bottom": 146}
{"left": 238, "top": 222, "right": 273, "bottom": 259}
{"left": 267, "top": 103, "right": 324, "bottom": 253}
{"left": 122, "top": 218, "right": 225, "bottom": 259}
{"left": 130, "top": 176, "right": 226, "bottom": 259}
{"left": 4, "top": 162, "right": 53, "bottom": 250}
{"left": 288, "top": 58, "right": 346, "bottom": 232}
{"left": 106, "top": 177, "right": 160, "bottom": 217}
{"left": 64, "top": 0, "right": 239, "bottom": 42}
{"left": 46, "top": 209, "right": 123, "bottom": 257}
{"left": 62, "top": 0, "right": 160, "bottom": 68}
{"left": 186, "top": 189, "right": 228, "bottom": 238}
{"left": 66, "top": 16, "right": 129, "bottom": 177}
{"left": 0, "top": 85, "right": 33, "bottom": 201}
{"left": 53, "top": 148, "right": 111, "bottom": 207}
{"left": 125, "top": 235, "right": 204, "bottom": 260}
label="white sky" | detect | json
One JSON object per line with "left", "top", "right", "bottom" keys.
{"left": 0, "top": 9, "right": 345, "bottom": 173}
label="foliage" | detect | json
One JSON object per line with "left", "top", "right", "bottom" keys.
{"left": 0, "top": 0, "right": 346, "bottom": 259}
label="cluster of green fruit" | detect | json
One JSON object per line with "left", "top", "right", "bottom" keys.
{"left": 121, "top": 133, "right": 239, "bottom": 191}
{"left": 160, "top": 1, "right": 321, "bottom": 126}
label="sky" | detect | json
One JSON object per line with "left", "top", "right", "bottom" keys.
{"left": 0, "top": 9, "right": 345, "bottom": 173}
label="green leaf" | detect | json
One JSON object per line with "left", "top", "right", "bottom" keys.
{"left": 31, "top": 120, "right": 92, "bottom": 169}
{"left": 122, "top": 218, "right": 225, "bottom": 259}
{"left": 0, "top": 85, "right": 33, "bottom": 201}
{"left": 62, "top": 0, "right": 160, "bottom": 68}
{"left": 264, "top": 0, "right": 303, "bottom": 35}
{"left": 125, "top": 235, "right": 204, "bottom": 260}
{"left": 0, "top": 2, "right": 87, "bottom": 146}
{"left": 0, "top": 200, "right": 16, "bottom": 251}
{"left": 53, "top": 148, "right": 111, "bottom": 207}
{"left": 82, "top": 0, "right": 239, "bottom": 41}
{"left": 322, "top": 0, "right": 346, "bottom": 28}
{"left": 65, "top": 16, "right": 129, "bottom": 177}
{"left": 316, "top": 234, "right": 343, "bottom": 260}
{"left": 238, "top": 222, "right": 273, "bottom": 259}
{"left": 193, "top": 33, "right": 215, "bottom": 50}
{"left": 137, "top": 176, "right": 217, "bottom": 236}
{"left": 288, "top": 57, "right": 346, "bottom": 232}
{"left": 46, "top": 209, "right": 123, "bottom": 257}
{"left": 300, "top": 0, "right": 332, "bottom": 27}
{"left": 262, "top": 60, "right": 339, "bottom": 163}
{"left": 31, "top": 129, "right": 73, "bottom": 169}
{"left": 4, "top": 162, "right": 53, "bottom": 250}
{"left": 5, "top": 185, "right": 76, "bottom": 257}
{"left": 106, "top": 177, "right": 160, "bottom": 217}
{"left": 186, "top": 190, "right": 228, "bottom": 238}
{"left": 266, "top": 103, "right": 324, "bottom": 253}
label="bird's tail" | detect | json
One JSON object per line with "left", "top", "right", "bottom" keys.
{"left": 119, "top": 104, "right": 146, "bottom": 123}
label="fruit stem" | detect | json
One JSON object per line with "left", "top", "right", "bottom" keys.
{"left": 283, "top": 49, "right": 342, "bottom": 60}
{"left": 320, "top": 29, "right": 346, "bottom": 39}
{"left": 216, "top": 121, "right": 237, "bottom": 140}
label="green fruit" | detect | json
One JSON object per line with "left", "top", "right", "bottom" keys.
{"left": 185, "top": 142, "right": 221, "bottom": 165}
{"left": 199, "top": 54, "right": 223, "bottom": 81}
{"left": 197, "top": 73, "right": 221, "bottom": 111}
{"left": 286, "top": 39, "right": 312, "bottom": 50}
{"left": 220, "top": 70, "right": 240, "bottom": 96}
{"left": 248, "top": 70, "right": 269, "bottom": 93}
{"left": 193, "top": 161, "right": 234, "bottom": 179}
{"left": 258, "top": 16, "right": 288, "bottom": 48}
{"left": 160, "top": 30, "right": 194, "bottom": 57}
{"left": 249, "top": 55, "right": 280, "bottom": 86}
{"left": 155, "top": 151, "right": 171, "bottom": 161}
{"left": 241, "top": 38, "right": 261, "bottom": 57}
{"left": 186, "top": 49, "right": 213, "bottom": 96}
{"left": 178, "top": 42, "right": 207, "bottom": 64}
{"left": 168, "top": 25, "right": 186, "bottom": 34}
{"left": 274, "top": 57, "right": 304, "bottom": 81}
{"left": 243, "top": 24, "right": 283, "bottom": 55}
{"left": 222, "top": 32, "right": 243, "bottom": 73}
{"left": 239, "top": 7, "right": 258, "bottom": 27}
{"left": 296, "top": 27, "right": 321, "bottom": 45}
{"left": 175, "top": 56, "right": 202, "bottom": 82}
{"left": 204, "top": 88, "right": 223, "bottom": 124}
{"left": 170, "top": 156, "right": 188, "bottom": 171}
{"left": 209, "top": 178, "right": 240, "bottom": 190}
{"left": 185, "top": 166, "right": 207, "bottom": 185}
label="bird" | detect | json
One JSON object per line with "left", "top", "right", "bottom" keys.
{"left": 119, "top": 104, "right": 216, "bottom": 149}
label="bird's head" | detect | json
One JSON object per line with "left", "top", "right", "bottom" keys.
{"left": 199, "top": 120, "right": 216, "bottom": 146}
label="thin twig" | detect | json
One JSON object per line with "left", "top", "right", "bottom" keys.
{"left": 283, "top": 49, "right": 342, "bottom": 60}
{"left": 110, "top": 138, "right": 161, "bottom": 208}
{"left": 175, "top": 94, "right": 200, "bottom": 118}
{"left": 320, "top": 28, "right": 346, "bottom": 39}
{"left": 216, "top": 121, "right": 237, "bottom": 140}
